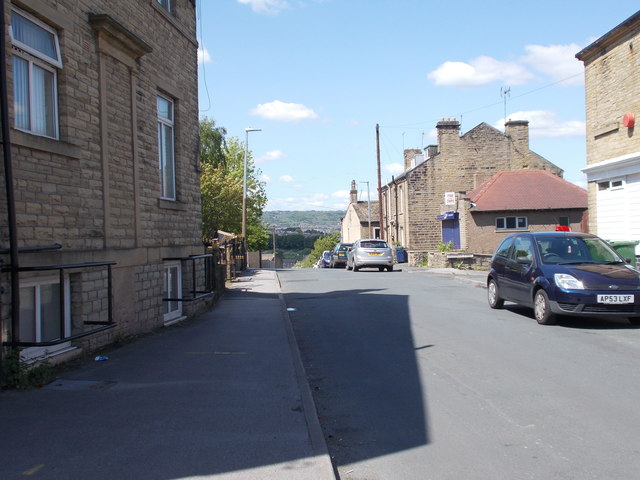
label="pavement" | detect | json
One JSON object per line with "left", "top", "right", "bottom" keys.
{"left": 403, "top": 265, "right": 488, "bottom": 288}
{"left": 0, "top": 266, "right": 485, "bottom": 480}
{"left": 0, "top": 269, "right": 335, "bottom": 480}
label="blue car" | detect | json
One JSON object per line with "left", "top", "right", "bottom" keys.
{"left": 321, "top": 250, "right": 332, "bottom": 268}
{"left": 487, "top": 232, "right": 640, "bottom": 325}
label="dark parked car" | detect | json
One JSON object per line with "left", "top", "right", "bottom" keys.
{"left": 487, "top": 232, "right": 640, "bottom": 325}
{"left": 321, "top": 250, "right": 332, "bottom": 268}
{"left": 330, "top": 242, "right": 352, "bottom": 268}
{"left": 346, "top": 238, "right": 394, "bottom": 272}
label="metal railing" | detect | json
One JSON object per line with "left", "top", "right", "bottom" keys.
{"left": 162, "top": 253, "right": 216, "bottom": 303}
{"left": 1, "top": 261, "right": 117, "bottom": 347}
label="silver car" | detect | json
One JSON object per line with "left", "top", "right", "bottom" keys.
{"left": 346, "top": 239, "right": 394, "bottom": 272}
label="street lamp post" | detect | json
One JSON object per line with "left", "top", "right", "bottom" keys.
{"left": 242, "top": 127, "right": 261, "bottom": 241}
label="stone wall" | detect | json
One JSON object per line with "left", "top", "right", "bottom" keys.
{"left": 382, "top": 119, "right": 563, "bottom": 254}
{"left": 578, "top": 15, "right": 640, "bottom": 234}
{"left": 0, "top": 0, "right": 213, "bottom": 362}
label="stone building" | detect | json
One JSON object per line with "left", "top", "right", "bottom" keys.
{"left": 0, "top": 0, "right": 214, "bottom": 364}
{"left": 463, "top": 169, "right": 588, "bottom": 255}
{"left": 381, "top": 119, "right": 563, "bottom": 263}
{"left": 576, "top": 10, "right": 640, "bottom": 257}
{"left": 341, "top": 180, "right": 380, "bottom": 242}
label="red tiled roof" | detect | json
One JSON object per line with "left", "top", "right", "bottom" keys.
{"left": 467, "top": 170, "right": 587, "bottom": 211}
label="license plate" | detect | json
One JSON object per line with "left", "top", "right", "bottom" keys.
{"left": 369, "top": 252, "right": 382, "bottom": 256}
{"left": 597, "top": 294, "right": 634, "bottom": 304}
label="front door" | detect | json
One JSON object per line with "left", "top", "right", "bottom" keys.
{"left": 442, "top": 219, "right": 460, "bottom": 249}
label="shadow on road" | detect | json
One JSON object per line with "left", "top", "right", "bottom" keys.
{"left": 284, "top": 278, "right": 429, "bottom": 469}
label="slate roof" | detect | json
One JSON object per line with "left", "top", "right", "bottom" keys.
{"left": 353, "top": 201, "right": 380, "bottom": 225}
{"left": 467, "top": 170, "right": 587, "bottom": 212}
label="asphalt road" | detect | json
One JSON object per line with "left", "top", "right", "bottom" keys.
{"left": 279, "top": 266, "right": 640, "bottom": 480}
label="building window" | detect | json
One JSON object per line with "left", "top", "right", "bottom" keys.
{"left": 157, "top": 0, "right": 171, "bottom": 12}
{"left": 157, "top": 95, "right": 176, "bottom": 200}
{"left": 558, "top": 216, "right": 570, "bottom": 227}
{"left": 496, "top": 216, "right": 528, "bottom": 230}
{"left": 19, "top": 276, "right": 71, "bottom": 360}
{"left": 598, "top": 179, "right": 624, "bottom": 191}
{"left": 10, "top": 7, "right": 61, "bottom": 139}
{"left": 164, "top": 262, "right": 182, "bottom": 322}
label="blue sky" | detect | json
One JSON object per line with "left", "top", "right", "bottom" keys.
{"left": 196, "top": 1, "right": 638, "bottom": 211}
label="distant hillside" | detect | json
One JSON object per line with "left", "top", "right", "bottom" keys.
{"left": 262, "top": 210, "right": 342, "bottom": 233}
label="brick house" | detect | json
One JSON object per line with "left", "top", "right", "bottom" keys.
{"left": 381, "top": 118, "right": 563, "bottom": 264}
{"left": 0, "top": 0, "right": 215, "bottom": 364}
{"left": 341, "top": 180, "right": 380, "bottom": 242}
{"left": 576, "top": 10, "right": 640, "bottom": 258}
{"left": 463, "top": 170, "right": 588, "bottom": 255}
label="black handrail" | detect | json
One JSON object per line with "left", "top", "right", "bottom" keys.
{"left": 0, "top": 243, "right": 62, "bottom": 254}
{"left": 162, "top": 253, "right": 216, "bottom": 302}
{"left": 1, "top": 261, "right": 117, "bottom": 348}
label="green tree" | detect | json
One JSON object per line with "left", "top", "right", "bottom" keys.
{"left": 298, "top": 232, "right": 340, "bottom": 268}
{"left": 200, "top": 121, "right": 269, "bottom": 251}
{"left": 199, "top": 117, "right": 227, "bottom": 167}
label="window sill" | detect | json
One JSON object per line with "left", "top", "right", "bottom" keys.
{"left": 158, "top": 198, "right": 187, "bottom": 211}
{"left": 164, "top": 315, "right": 186, "bottom": 327}
{"left": 11, "top": 129, "right": 81, "bottom": 159}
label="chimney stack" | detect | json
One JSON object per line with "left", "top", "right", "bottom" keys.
{"left": 349, "top": 179, "right": 357, "bottom": 204}
{"left": 426, "top": 145, "right": 438, "bottom": 158}
{"left": 403, "top": 148, "right": 421, "bottom": 170}
{"left": 505, "top": 120, "right": 529, "bottom": 154}
{"left": 436, "top": 117, "right": 461, "bottom": 153}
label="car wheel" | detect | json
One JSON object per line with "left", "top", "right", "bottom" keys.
{"left": 346, "top": 262, "right": 352, "bottom": 271}
{"left": 378, "top": 266, "right": 384, "bottom": 272}
{"left": 387, "top": 265, "right": 393, "bottom": 272}
{"left": 487, "top": 279, "right": 504, "bottom": 309}
{"left": 534, "top": 289, "right": 556, "bottom": 325}
{"left": 353, "top": 264, "right": 359, "bottom": 272}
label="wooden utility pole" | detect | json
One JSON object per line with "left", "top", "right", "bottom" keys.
{"left": 376, "top": 124, "right": 383, "bottom": 240}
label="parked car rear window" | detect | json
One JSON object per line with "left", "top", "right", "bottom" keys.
{"left": 360, "top": 241, "right": 388, "bottom": 248}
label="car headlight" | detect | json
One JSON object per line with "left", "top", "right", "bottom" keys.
{"left": 554, "top": 273, "right": 584, "bottom": 290}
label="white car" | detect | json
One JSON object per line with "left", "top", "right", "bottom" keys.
{"left": 346, "top": 239, "right": 394, "bottom": 272}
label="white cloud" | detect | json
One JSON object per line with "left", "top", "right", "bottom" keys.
{"left": 494, "top": 110, "right": 585, "bottom": 138}
{"left": 237, "top": 0, "right": 289, "bottom": 15}
{"left": 331, "top": 190, "right": 350, "bottom": 200}
{"left": 383, "top": 163, "right": 405, "bottom": 176}
{"left": 251, "top": 100, "right": 318, "bottom": 122}
{"left": 279, "top": 174, "right": 295, "bottom": 182}
{"left": 428, "top": 55, "right": 533, "bottom": 87}
{"left": 521, "top": 43, "right": 584, "bottom": 86}
{"left": 198, "top": 48, "right": 212, "bottom": 65}
{"left": 256, "top": 149, "right": 286, "bottom": 163}
{"left": 260, "top": 173, "right": 271, "bottom": 183}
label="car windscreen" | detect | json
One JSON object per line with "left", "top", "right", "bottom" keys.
{"left": 536, "top": 236, "right": 622, "bottom": 264}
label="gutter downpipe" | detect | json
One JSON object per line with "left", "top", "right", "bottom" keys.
{"left": 0, "top": 1, "right": 21, "bottom": 355}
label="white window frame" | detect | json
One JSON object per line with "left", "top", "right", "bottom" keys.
{"left": 157, "top": 0, "right": 171, "bottom": 12}
{"left": 10, "top": 7, "right": 61, "bottom": 139}
{"left": 19, "top": 275, "right": 71, "bottom": 362}
{"left": 10, "top": 8, "right": 62, "bottom": 67}
{"left": 163, "top": 262, "right": 182, "bottom": 323}
{"left": 158, "top": 95, "right": 176, "bottom": 200}
{"left": 496, "top": 216, "right": 528, "bottom": 231}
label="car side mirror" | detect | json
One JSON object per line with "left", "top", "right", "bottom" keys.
{"left": 516, "top": 256, "right": 532, "bottom": 265}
